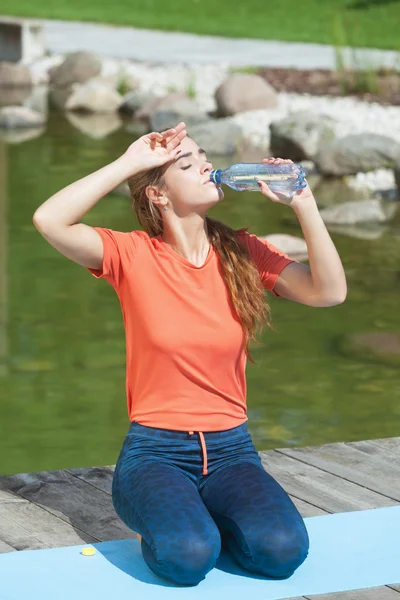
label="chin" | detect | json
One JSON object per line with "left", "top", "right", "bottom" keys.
{"left": 209, "top": 187, "right": 224, "bottom": 205}
{"left": 208, "top": 184, "right": 224, "bottom": 199}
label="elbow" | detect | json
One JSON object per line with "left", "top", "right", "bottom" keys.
{"left": 316, "top": 289, "right": 347, "bottom": 307}
{"left": 333, "top": 283, "right": 348, "bottom": 305}
{"left": 328, "top": 294, "right": 346, "bottom": 307}
{"left": 33, "top": 211, "right": 51, "bottom": 232}
{"left": 32, "top": 211, "right": 43, "bottom": 228}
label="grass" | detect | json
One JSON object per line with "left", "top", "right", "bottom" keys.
{"left": 1, "top": 0, "right": 400, "bottom": 51}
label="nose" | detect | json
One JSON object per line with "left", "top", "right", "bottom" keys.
{"left": 201, "top": 160, "right": 213, "bottom": 175}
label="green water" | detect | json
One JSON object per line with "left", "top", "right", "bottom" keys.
{"left": 1, "top": 112, "right": 399, "bottom": 476}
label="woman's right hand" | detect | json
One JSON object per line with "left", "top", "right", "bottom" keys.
{"left": 123, "top": 122, "right": 187, "bottom": 175}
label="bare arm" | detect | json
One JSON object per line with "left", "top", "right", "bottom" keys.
{"left": 273, "top": 199, "right": 347, "bottom": 307}
{"left": 33, "top": 155, "right": 137, "bottom": 269}
{"left": 32, "top": 123, "right": 187, "bottom": 270}
{"left": 258, "top": 157, "right": 347, "bottom": 307}
{"left": 33, "top": 157, "right": 138, "bottom": 269}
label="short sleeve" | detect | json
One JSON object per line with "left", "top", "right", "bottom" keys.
{"left": 87, "top": 227, "right": 138, "bottom": 288}
{"left": 238, "top": 232, "right": 298, "bottom": 297}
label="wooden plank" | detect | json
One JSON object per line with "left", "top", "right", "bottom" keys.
{"left": 0, "top": 514, "right": 49, "bottom": 551}
{"left": 388, "top": 585, "right": 400, "bottom": 593}
{"left": 349, "top": 440, "right": 400, "bottom": 462}
{"left": 260, "top": 450, "right": 398, "bottom": 513}
{"left": 0, "top": 539, "right": 16, "bottom": 553}
{"left": 276, "top": 442, "right": 400, "bottom": 501}
{"left": 66, "top": 466, "right": 114, "bottom": 495}
{"left": 362, "top": 438, "right": 400, "bottom": 456}
{"left": 303, "top": 587, "right": 400, "bottom": 599}
{"left": 0, "top": 501, "right": 99, "bottom": 551}
{"left": 0, "top": 470, "right": 136, "bottom": 542}
{"left": 0, "top": 489, "right": 26, "bottom": 503}
{"left": 289, "top": 496, "right": 327, "bottom": 518}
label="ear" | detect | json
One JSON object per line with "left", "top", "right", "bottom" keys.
{"left": 145, "top": 184, "right": 165, "bottom": 207}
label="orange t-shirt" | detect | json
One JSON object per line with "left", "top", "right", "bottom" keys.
{"left": 87, "top": 228, "right": 296, "bottom": 432}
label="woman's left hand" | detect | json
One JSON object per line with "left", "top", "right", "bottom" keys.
{"left": 257, "top": 157, "right": 314, "bottom": 207}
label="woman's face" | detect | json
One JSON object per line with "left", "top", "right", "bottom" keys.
{"left": 158, "top": 136, "right": 224, "bottom": 215}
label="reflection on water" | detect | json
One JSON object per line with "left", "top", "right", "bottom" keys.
{"left": 1, "top": 111, "right": 399, "bottom": 476}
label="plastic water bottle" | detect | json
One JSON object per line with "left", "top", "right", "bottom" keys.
{"left": 209, "top": 163, "right": 307, "bottom": 197}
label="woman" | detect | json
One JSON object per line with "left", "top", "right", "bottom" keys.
{"left": 33, "top": 121, "right": 347, "bottom": 587}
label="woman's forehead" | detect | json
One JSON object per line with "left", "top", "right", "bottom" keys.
{"left": 178, "top": 137, "right": 199, "bottom": 152}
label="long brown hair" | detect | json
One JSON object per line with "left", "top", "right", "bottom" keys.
{"left": 127, "top": 166, "right": 275, "bottom": 363}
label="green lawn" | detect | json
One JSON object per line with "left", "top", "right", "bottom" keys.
{"left": 2, "top": 0, "right": 400, "bottom": 52}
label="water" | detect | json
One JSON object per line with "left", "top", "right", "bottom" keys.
{"left": 1, "top": 111, "right": 400, "bottom": 476}
{"left": 210, "top": 162, "right": 307, "bottom": 195}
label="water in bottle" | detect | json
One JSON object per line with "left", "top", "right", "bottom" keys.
{"left": 209, "top": 163, "right": 307, "bottom": 197}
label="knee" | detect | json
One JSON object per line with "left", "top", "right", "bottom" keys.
{"left": 251, "top": 526, "right": 310, "bottom": 579}
{"left": 158, "top": 534, "right": 221, "bottom": 586}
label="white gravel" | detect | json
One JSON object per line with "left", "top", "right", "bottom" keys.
{"left": 231, "top": 94, "right": 400, "bottom": 150}
{"left": 121, "top": 60, "right": 400, "bottom": 145}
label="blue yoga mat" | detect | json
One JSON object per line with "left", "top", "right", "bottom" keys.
{"left": 1, "top": 506, "right": 399, "bottom": 600}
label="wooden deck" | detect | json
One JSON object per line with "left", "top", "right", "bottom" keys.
{"left": 1, "top": 436, "right": 400, "bottom": 599}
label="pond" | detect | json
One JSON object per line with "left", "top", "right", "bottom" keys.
{"left": 1, "top": 111, "right": 399, "bottom": 476}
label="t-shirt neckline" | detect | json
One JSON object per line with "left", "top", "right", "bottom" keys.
{"left": 156, "top": 235, "right": 214, "bottom": 270}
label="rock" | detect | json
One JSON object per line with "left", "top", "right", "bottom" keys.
{"left": 49, "top": 51, "right": 102, "bottom": 87}
{"left": 269, "top": 111, "right": 336, "bottom": 161}
{"left": 119, "top": 89, "right": 158, "bottom": 116}
{"left": 66, "top": 112, "right": 122, "bottom": 138}
{"left": 65, "top": 81, "right": 124, "bottom": 113}
{"left": 27, "top": 55, "right": 64, "bottom": 86}
{"left": 326, "top": 224, "right": 388, "bottom": 240}
{"left": 215, "top": 74, "right": 278, "bottom": 117}
{"left": 124, "top": 119, "right": 150, "bottom": 138}
{"left": 0, "top": 61, "right": 32, "bottom": 87}
{"left": 375, "top": 188, "right": 399, "bottom": 202}
{"left": 135, "top": 92, "right": 197, "bottom": 126}
{"left": 0, "top": 106, "right": 46, "bottom": 129}
{"left": 85, "top": 74, "right": 123, "bottom": 91}
{"left": 186, "top": 118, "right": 244, "bottom": 155}
{"left": 49, "top": 85, "right": 73, "bottom": 111}
{"left": 312, "top": 176, "right": 373, "bottom": 207}
{"left": 319, "top": 198, "right": 398, "bottom": 225}
{"left": 0, "top": 127, "right": 45, "bottom": 144}
{"left": 0, "top": 62, "right": 32, "bottom": 107}
{"left": 150, "top": 99, "right": 209, "bottom": 131}
{"left": 0, "top": 86, "right": 32, "bottom": 107}
{"left": 338, "top": 332, "right": 400, "bottom": 368}
{"left": 314, "top": 133, "right": 400, "bottom": 176}
{"left": 259, "top": 234, "right": 308, "bottom": 261}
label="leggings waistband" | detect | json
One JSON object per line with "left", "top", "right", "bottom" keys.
{"left": 129, "top": 421, "right": 249, "bottom": 476}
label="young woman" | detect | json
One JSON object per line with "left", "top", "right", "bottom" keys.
{"left": 33, "top": 122, "right": 346, "bottom": 587}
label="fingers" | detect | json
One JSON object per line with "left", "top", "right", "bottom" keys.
{"left": 262, "top": 157, "right": 293, "bottom": 164}
{"left": 159, "top": 122, "right": 186, "bottom": 138}
{"left": 150, "top": 122, "right": 187, "bottom": 144}
{"left": 163, "top": 123, "right": 187, "bottom": 151}
{"left": 147, "top": 123, "right": 187, "bottom": 156}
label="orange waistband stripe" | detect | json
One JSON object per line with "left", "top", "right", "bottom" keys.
{"left": 188, "top": 431, "right": 208, "bottom": 475}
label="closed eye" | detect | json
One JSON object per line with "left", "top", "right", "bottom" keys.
{"left": 181, "top": 159, "right": 211, "bottom": 171}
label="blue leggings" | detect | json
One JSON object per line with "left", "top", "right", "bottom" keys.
{"left": 112, "top": 421, "right": 310, "bottom": 586}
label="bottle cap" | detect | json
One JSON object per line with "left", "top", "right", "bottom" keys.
{"left": 209, "top": 170, "right": 221, "bottom": 184}
{"left": 81, "top": 546, "right": 96, "bottom": 556}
